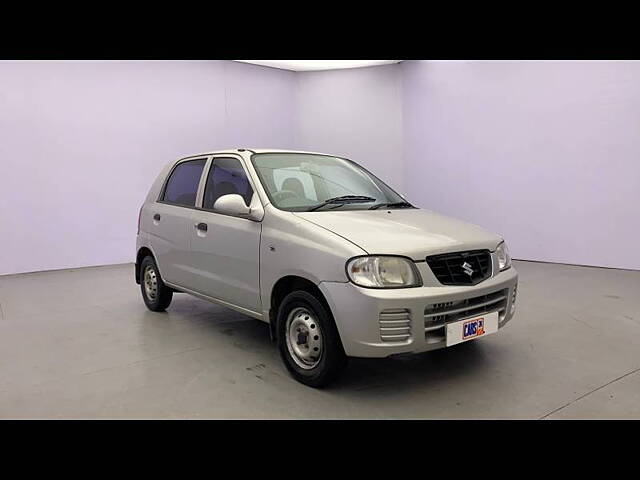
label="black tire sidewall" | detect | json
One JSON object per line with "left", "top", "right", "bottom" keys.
{"left": 277, "top": 290, "right": 346, "bottom": 387}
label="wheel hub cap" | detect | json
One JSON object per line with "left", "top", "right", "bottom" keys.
{"left": 286, "top": 307, "right": 323, "bottom": 370}
{"left": 143, "top": 266, "right": 158, "bottom": 300}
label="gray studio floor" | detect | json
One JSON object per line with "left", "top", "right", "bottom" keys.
{"left": 0, "top": 260, "right": 639, "bottom": 419}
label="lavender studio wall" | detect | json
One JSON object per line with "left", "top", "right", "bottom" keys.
{"left": 402, "top": 60, "right": 640, "bottom": 270}
{"left": 2, "top": 60, "right": 638, "bottom": 275}
{"left": 294, "top": 64, "right": 404, "bottom": 192}
{"left": 0, "top": 60, "right": 296, "bottom": 275}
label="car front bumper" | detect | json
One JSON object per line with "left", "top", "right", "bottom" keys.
{"left": 319, "top": 266, "right": 518, "bottom": 358}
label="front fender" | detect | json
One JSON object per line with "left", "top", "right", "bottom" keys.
{"left": 259, "top": 206, "right": 365, "bottom": 318}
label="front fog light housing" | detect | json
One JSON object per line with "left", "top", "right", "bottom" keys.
{"left": 346, "top": 256, "right": 422, "bottom": 288}
{"left": 496, "top": 241, "right": 511, "bottom": 271}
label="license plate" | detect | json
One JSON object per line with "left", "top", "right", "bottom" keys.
{"left": 446, "top": 311, "right": 499, "bottom": 347}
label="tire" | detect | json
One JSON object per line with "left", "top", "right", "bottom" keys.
{"left": 277, "top": 290, "right": 347, "bottom": 388}
{"left": 140, "top": 256, "right": 173, "bottom": 312}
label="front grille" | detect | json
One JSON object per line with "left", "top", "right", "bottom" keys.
{"left": 426, "top": 250, "right": 492, "bottom": 286}
{"left": 424, "top": 289, "right": 508, "bottom": 343}
{"left": 379, "top": 309, "right": 411, "bottom": 342}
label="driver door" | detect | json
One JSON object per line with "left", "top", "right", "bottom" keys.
{"left": 187, "top": 156, "right": 262, "bottom": 314}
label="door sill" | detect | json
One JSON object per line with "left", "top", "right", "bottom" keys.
{"left": 164, "top": 280, "right": 264, "bottom": 321}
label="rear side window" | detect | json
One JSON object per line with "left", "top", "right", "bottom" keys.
{"left": 203, "top": 157, "right": 254, "bottom": 209}
{"left": 161, "top": 159, "right": 206, "bottom": 207}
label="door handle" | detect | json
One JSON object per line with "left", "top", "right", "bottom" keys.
{"left": 196, "top": 222, "right": 208, "bottom": 232}
{"left": 153, "top": 213, "right": 161, "bottom": 221}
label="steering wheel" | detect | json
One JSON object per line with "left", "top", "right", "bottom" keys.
{"left": 273, "top": 190, "right": 298, "bottom": 202}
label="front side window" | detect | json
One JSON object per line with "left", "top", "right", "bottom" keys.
{"left": 252, "top": 153, "right": 409, "bottom": 212}
{"left": 161, "top": 158, "right": 206, "bottom": 207}
{"left": 203, "top": 157, "right": 254, "bottom": 210}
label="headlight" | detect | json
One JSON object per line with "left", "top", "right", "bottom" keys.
{"left": 346, "top": 256, "right": 422, "bottom": 288}
{"left": 496, "top": 241, "right": 511, "bottom": 271}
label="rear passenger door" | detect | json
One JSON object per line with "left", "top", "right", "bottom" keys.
{"left": 149, "top": 157, "right": 208, "bottom": 289}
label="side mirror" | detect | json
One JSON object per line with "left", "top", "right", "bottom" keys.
{"left": 213, "top": 194, "right": 264, "bottom": 221}
{"left": 213, "top": 194, "right": 251, "bottom": 218}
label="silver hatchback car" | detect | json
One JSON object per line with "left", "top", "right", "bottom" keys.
{"left": 136, "top": 149, "right": 518, "bottom": 387}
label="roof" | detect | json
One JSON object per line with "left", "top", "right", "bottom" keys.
{"left": 180, "top": 148, "right": 340, "bottom": 159}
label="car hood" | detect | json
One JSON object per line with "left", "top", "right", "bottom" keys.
{"left": 293, "top": 208, "right": 502, "bottom": 260}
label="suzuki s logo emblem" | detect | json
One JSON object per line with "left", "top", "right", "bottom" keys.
{"left": 461, "top": 261, "right": 474, "bottom": 277}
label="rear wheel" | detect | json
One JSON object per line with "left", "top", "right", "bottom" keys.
{"left": 277, "top": 291, "right": 347, "bottom": 387}
{"left": 140, "top": 256, "right": 173, "bottom": 311}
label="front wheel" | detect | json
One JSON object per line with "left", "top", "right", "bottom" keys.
{"left": 277, "top": 291, "right": 347, "bottom": 388}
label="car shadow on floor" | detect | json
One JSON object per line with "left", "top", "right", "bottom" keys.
{"left": 331, "top": 340, "right": 494, "bottom": 394}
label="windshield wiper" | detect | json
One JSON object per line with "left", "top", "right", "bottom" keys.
{"left": 308, "top": 195, "right": 376, "bottom": 212}
{"left": 368, "top": 201, "right": 414, "bottom": 210}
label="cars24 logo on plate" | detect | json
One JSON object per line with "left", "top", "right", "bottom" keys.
{"left": 462, "top": 317, "right": 485, "bottom": 339}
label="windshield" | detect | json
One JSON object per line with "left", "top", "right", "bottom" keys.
{"left": 251, "top": 153, "right": 410, "bottom": 212}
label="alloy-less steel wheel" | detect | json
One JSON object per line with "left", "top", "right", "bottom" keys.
{"left": 140, "top": 256, "right": 173, "bottom": 312}
{"left": 285, "top": 307, "right": 324, "bottom": 370}
{"left": 143, "top": 265, "right": 158, "bottom": 300}
{"left": 277, "top": 290, "right": 347, "bottom": 388}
